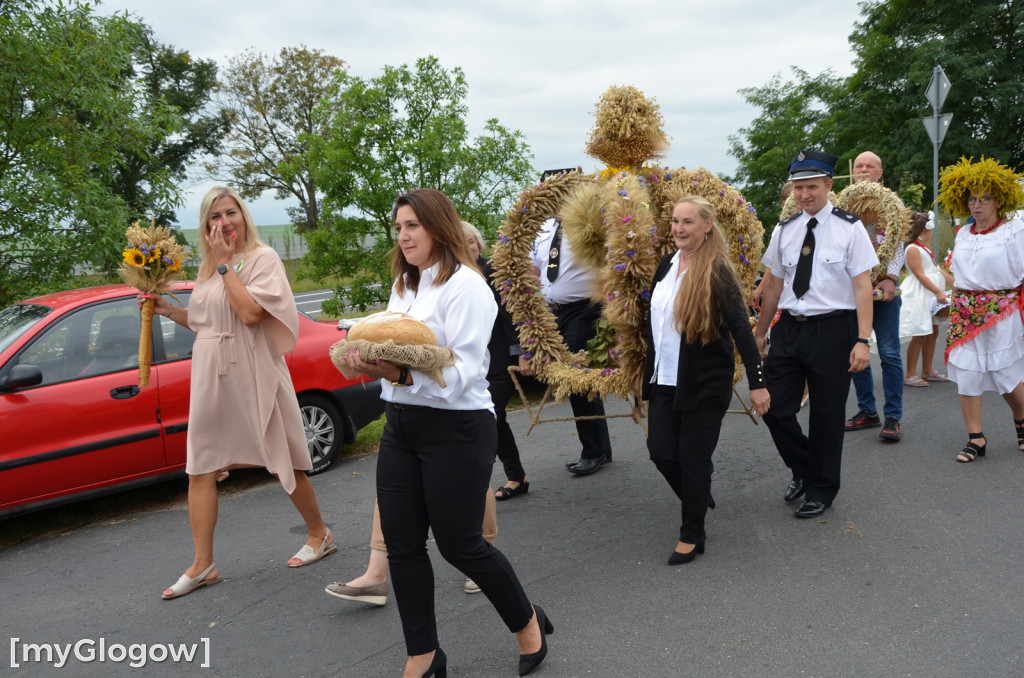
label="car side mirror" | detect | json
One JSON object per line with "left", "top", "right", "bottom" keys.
{"left": 0, "top": 364, "right": 44, "bottom": 390}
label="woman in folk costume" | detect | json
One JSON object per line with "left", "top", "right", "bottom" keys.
{"left": 937, "top": 158, "right": 1024, "bottom": 462}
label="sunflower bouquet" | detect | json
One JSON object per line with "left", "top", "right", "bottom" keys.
{"left": 118, "top": 220, "right": 187, "bottom": 387}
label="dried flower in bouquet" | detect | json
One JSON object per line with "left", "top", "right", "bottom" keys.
{"left": 118, "top": 220, "right": 187, "bottom": 387}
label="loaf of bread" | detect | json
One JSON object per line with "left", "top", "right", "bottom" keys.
{"left": 346, "top": 311, "right": 437, "bottom": 346}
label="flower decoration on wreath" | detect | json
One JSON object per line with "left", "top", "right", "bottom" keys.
{"left": 489, "top": 86, "right": 765, "bottom": 402}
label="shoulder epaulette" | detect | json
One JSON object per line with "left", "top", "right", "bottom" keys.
{"left": 778, "top": 211, "right": 803, "bottom": 227}
{"left": 831, "top": 207, "right": 859, "bottom": 223}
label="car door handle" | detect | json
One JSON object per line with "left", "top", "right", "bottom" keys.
{"left": 110, "top": 385, "right": 140, "bottom": 399}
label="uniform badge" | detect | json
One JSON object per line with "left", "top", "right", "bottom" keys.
{"left": 797, "top": 151, "right": 806, "bottom": 161}
{"left": 549, "top": 247, "right": 559, "bottom": 259}
{"left": 801, "top": 246, "right": 812, "bottom": 256}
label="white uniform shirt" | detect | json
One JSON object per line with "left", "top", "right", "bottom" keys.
{"left": 762, "top": 200, "right": 878, "bottom": 316}
{"left": 649, "top": 251, "right": 685, "bottom": 387}
{"left": 381, "top": 262, "right": 497, "bottom": 413}
{"left": 529, "top": 217, "right": 595, "bottom": 304}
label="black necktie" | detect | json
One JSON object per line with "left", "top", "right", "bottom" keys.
{"left": 547, "top": 220, "right": 563, "bottom": 282}
{"left": 792, "top": 217, "right": 818, "bottom": 299}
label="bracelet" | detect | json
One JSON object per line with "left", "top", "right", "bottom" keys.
{"left": 856, "top": 337, "right": 870, "bottom": 346}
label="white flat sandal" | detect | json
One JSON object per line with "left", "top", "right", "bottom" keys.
{"left": 287, "top": 529, "right": 337, "bottom": 568}
{"left": 162, "top": 562, "right": 222, "bottom": 600}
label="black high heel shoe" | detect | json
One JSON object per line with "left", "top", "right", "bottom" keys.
{"left": 421, "top": 648, "right": 447, "bottom": 678}
{"left": 667, "top": 540, "right": 705, "bottom": 565}
{"left": 518, "top": 604, "right": 554, "bottom": 676}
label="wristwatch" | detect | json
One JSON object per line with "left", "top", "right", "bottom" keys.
{"left": 856, "top": 337, "right": 870, "bottom": 346}
{"left": 391, "top": 366, "right": 410, "bottom": 387}
{"left": 217, "top": 263, "right": 229, "bottom": 275}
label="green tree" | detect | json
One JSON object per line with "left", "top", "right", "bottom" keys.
{"left": 109, "top": 26, "right": 230, "bottom": 227}
{"left": 213, "top": 46, "right": 345, "bottom": 232}
{"left": 837, "top": 0, "right": 1024, "bottom": 206}
{"left": 305, "top": 56, "right": 535, "bottom": 312}
{"left": 727, "top": 68, "right": 844, "bottom": 234}
{"left": 0, "top": 0, "right": 181, "bottom": 304}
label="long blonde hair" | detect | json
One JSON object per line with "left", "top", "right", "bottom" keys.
{"left": 196, "top": 186, "right": 266, "bottom": 280}
{"left": 672, "top": 196, "right": 740, "bottom": 345}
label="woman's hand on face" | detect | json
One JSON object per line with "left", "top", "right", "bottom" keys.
{"left": 206, "top": 219, "right": 236, "bottom": 264}
{"left": 750, "top": 388, "right": 771, "bottom": 417}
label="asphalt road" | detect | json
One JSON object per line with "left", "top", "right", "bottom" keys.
{"left": 2, "top": 347, "right": 1023, "bottom": 677}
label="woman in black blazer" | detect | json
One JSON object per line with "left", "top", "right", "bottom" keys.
{"left": 642, "top": 196, "right": 771, "bottom": 565}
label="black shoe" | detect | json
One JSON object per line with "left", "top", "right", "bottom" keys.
{"left": 783, "top": 479, "right": 805, "bottom": 502}
{"left": 495, "top": 481, "right": 530, "bottom": 501}
{"left": 421, "top": 647, "right": 447, "bottom": 678}
{"left": 568, "top": 455, "right": 607, "bottom": 475}
{"left": 845, "top": 411, "right": 881, "bottom": 431}
{"left": 518, "top": 604, "right": 554, "bottom": 676}
{"left": 794, "top": 500, "right": 829, "bottom": 519}
{"left": 880, "top": 418, "right": 901, "bottom": 442}
{"left": 565, "top": 454, "right": 612, "bottom": 469}
{"left": 667, "top": 541, "right": 705, "bottom": 565}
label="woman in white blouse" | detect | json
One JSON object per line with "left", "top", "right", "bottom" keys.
{"left": 340, "top": 189, "right": 552, "bottom": 678}
{"left": 937, "top": 158, "right": 1024, "bottom": 463}
{"left": 642, "top": 196, "right": 770, "bottom": 565}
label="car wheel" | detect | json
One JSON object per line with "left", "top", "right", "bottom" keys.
{"left": 298, "top": 394, "right": 344, "bottom": 475}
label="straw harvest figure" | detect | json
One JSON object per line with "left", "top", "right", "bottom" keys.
{"left": 489, "top": 86, "right": 765, "bottom": 419}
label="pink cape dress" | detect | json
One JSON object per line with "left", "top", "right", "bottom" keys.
{"left": 184, "top": 246, "right": 310, "bottom": 493}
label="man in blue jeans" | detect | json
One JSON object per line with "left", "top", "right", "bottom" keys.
{"left": 845, "top": 151, "right": 905, "bottom": 442}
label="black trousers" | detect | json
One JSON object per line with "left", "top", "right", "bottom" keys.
{"left": 646, "top": 387, "right": 724, "bottom": 545}
{"left": 762, "top": 311, "right": 857, "bottom": 505}
{"left": 555, "top": 301, "right": 613, "bottom": 460}
{"left": 377, "top": 403, "right": 532, "bottom": 655}
{"left": 488, "top": 367, "right": 526, "bottom": 483}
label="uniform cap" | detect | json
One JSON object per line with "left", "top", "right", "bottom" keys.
{"left": 788, "top": 149, "right": 839, "bottom": 181}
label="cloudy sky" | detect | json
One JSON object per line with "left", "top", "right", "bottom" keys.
{"left": 102, "top": 0, "right": 867, "bottom": 225}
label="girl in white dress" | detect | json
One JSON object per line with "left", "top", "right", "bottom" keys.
{"left": 899, "top": 211, "right": 954, "bottom": 386}
{"left": 937, "top": 157, "right": 1024, "bottom": 463}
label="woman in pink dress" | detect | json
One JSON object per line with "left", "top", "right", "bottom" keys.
{"left": 146, "top": 186, "right": 336, "bottom": 599}
{"left": 937, "top": 158, "right": 1024, "bottom": 462}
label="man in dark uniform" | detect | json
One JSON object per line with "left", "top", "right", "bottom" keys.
{"left": 518, "top": 169, "right": 613, "bottom": 475}
{"left": 753, "top": 150, "right": 878, "bottom": 518}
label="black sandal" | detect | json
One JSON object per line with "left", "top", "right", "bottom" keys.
{"left": 1015, "top": 418, "right": 1024, "bottom": 452}
{"left": 495, "top": 481, "right": 529, "bottom": 500}
{"left": 956, "top": 432, "right": 987, "bottom": 463}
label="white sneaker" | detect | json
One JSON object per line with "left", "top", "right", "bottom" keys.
{"left": 464, "top": 578, "right": 481, "bottom": 594}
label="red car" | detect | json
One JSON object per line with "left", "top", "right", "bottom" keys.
{"left": 0, "top": 282, "right": 383, "bottom": 518}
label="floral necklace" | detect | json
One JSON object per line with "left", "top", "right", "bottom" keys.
{"left": 970, "top": 218, "right": 1004, "bottom": 235}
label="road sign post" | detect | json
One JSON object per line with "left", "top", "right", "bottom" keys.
{"left": 923, "top": 66, "right": 952, "bottom": 261}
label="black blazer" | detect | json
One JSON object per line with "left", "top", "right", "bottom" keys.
{"left": 642, "top": 254, "right": 765, "bottom": 411}
{"left": 478, "top": 256, "right": 520, "bottom": 379}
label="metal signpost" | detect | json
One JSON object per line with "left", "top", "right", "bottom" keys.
{"left": 923, "top": 66, "right": 952, "bottom": 261}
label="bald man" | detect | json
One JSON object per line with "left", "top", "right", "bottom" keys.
{"left": 845, "top": 151, "right": 905, "bottom": 442}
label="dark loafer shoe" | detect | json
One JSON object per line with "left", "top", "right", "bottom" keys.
{"left": 783, "top": 479, "right": 805, "bottom": 502}
{"left": 568, "top": 455, "right": 607, "bottom": 475}
{"left": 794, "top": 500, "right": 828, "bottom": 519}
{"left": 565, "top": 458, "right": 585, "bottom": 469}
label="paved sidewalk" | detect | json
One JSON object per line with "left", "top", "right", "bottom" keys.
{"left": 2, "top": 357, "right": 1023, "bottom": 676}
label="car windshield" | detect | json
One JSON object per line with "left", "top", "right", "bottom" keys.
{"left": 0, "top": 303, "right": 52, "bottom": 353}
